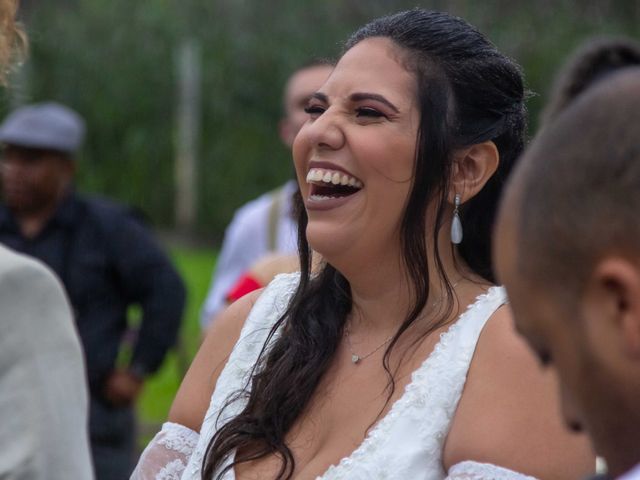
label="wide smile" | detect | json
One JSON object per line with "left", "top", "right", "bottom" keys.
{"left": 305, "top": 167, "right": 363, "bottom": 206}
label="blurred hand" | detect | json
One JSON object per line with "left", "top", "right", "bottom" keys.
{"left": 104, "top": 369, "right": 144, "bottom": 407}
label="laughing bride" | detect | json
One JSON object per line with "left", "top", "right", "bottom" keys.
{"left": 133, "top": 9, "right": 594, "bottom": 480}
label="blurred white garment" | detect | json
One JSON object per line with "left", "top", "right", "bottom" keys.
{"left": 0, "top": 245, "right": 93, "bottom": 479}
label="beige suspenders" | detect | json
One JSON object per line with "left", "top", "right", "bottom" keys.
{"left": 267, "top": 186, "right": 284, "bottom": 251}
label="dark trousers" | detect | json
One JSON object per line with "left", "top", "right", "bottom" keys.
{"left": 89, "top": 396, "right": 136, "bottom": 480}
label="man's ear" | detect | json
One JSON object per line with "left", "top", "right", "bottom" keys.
{"left": 448, "top": 141, "right": 499, "bottom": 203}
{"left": 588, "top": 257, "right": 640, "bottom": 359}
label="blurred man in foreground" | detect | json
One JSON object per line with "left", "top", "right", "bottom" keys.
{"left": 0, "top": 101, "right": 185, "bottom": 479}
{"left": 0, "top": 245, "right": 94, "bottom": 478}
{"left": 495, "top": 68, "right": 640, "bottom": 479}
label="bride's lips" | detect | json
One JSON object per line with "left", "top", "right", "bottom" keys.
{"left": 304, "top": 161, "right": 363, "bottom": 211}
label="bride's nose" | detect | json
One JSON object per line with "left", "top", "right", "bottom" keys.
{"left": 302, "top": 109, "right": 346, "bottom": 151}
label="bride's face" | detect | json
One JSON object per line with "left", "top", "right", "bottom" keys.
{"left": 292, "top": 37, "right": 420, "bottom": 264}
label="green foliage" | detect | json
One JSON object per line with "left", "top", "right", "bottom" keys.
{"left": 10, "top": 0, "right": 640, "bottom": 241}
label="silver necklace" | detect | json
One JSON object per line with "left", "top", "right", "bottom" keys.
{"left": 344, "top": 281, "right": 461, "bottom": 365}
{"left": 344, "top": 327, "right": 393, "bottom": 364}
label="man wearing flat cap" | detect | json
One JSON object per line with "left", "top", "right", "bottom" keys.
{"left": 0, "top": 102, "right": 186, "bottom": 479}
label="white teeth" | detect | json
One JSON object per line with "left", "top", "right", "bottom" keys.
{"left": 305, "top": 168, "right": 363, "bottom": 189}
{"left": 310, "top": 194, "right": 332, "bottom": 201}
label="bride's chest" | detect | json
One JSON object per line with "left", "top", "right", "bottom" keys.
{"left": 234, "top": 344, "right": 434, "bottom": 480}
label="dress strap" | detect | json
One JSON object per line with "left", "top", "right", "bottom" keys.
{"left": 453, "top": 286, "right": 507, "bottom": 351}
{"left": 267, "top": 186, "right": 285, "bottom": 251}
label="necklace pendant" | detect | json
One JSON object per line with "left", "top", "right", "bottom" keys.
{"left": 351, "top": 354, "right": 361, "bottom": 364}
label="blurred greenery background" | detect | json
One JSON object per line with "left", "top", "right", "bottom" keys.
{"left": 6, "top": 0, "right": 640, "bottom": 445}
{"left": 8, "top": 0, "right": 640, "bottom": 240}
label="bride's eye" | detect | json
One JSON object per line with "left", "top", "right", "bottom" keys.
{"left": 304, "top": 105, "right": 325, "bottom": 118}
{"left": 355, "top": 107, "right": 386, "bottom": 119}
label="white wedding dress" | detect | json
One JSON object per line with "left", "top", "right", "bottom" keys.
{"left": 132, "top": 273, "right": 537, "bottom": 480}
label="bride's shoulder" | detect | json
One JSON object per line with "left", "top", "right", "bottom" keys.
{"left": 453, "top": 303, "right": 541, "bottom": 420}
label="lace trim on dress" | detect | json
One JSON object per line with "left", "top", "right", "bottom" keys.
{"left": 130, "top": 421, "right": 200, "bottom": 480}
{"left": 156, "top": 459, "right": 188, "bottom": 480}
{"left": 158, "top": 422, "right": 200, "bottom": 455}
{"left": 446, "top": 460, "right": 538, "bottom": 479}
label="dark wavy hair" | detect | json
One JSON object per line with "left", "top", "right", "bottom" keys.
{"left": 203, "top": 9, "right": 526, "bottom": 479}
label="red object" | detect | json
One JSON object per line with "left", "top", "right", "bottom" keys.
{"left": 226, "top": 273, "right": 262, "bottom": 302}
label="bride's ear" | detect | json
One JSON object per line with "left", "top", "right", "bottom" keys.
{"left": 448, "top": 141, "right": 499, "bottom": 203}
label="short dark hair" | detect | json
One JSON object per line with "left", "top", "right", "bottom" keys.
{"left": 512, "top": 67, "right": 640, "bottom": 301}
{"left": 541, "top": 36, "right": 640, "bottom": 126}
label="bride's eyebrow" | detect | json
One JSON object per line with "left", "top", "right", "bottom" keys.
{"left": 309, "top": 92, "right": 329, "bottom": 103}
{"left": 309, "top": 91, "right": 400, "bottom": 114}
{"left": 350, "top": 92, "right": 399, "bottom": 113}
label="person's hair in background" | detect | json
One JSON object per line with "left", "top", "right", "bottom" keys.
{"left": 540, "top": 36, "right": 640, "bottom": 126}
{"left": 203, "top": 9, "right": 526, "bottom": 479}
{"left": 0, "top": 0, "right": 26, "bottom": 85}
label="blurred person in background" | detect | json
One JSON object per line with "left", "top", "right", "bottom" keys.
{"left": 495, "top": 67, "right": 640, "bottom": 480}
{"left": 0, "top": 101, "right": 186, "bottom": 480}
{"left": 200, "top": 61, "right": 332, "bottom": 330}
{"left": 223, "top": 251, "right": 301, "bottom": 304}
{"left": 0, "top": 1, "right": 93, "bottom": 478}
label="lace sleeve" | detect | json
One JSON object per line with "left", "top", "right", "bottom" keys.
{"left": 446, "top": 461, "right": 538, "bottom": 480}
{"left": 130, "top": 422, "right": 200, "bottom": 480}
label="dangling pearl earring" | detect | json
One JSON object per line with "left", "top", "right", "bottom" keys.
{"left": 451, "top": 194, "right": 463, "bottom": 245}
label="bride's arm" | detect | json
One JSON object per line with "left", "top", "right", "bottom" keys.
{"left": 442, "top": 306, "right": 595, "bottom": 479}
{"left": 131, "top": 290, "right": 262, "bottom": 479}
{"left": 169, "top": 290, "right": 261, "bottom": 430}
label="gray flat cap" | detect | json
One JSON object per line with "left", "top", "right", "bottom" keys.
{"left": 0, "top": 102, "right": 86, "bottom": 153}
